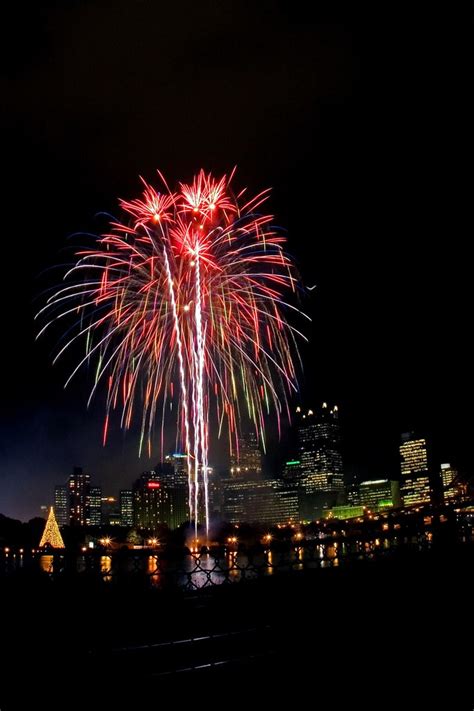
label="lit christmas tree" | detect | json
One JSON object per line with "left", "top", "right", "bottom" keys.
{"left": 39, "top": 507, "right": 65, "bottom": 548}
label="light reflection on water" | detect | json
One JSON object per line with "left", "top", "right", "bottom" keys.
{"left": 7, "top": 534, "right": 439, "bottom": 589}
{"left": 266, "top": 549, "right": 274, "bottom": 575}
{"left": 39, "top": 555, "right": 54, "bottom": 573}
{"left": 101, "top": 555, "right": 112, "bottom": 582}
{"left": 147, "top": 555, "right": 160, "bottom": 586}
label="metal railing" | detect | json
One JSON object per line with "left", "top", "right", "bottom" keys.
{"left": 1, "top": 533, "right": 438, "bottom": 590}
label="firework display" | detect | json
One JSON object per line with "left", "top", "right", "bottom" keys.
{"left": 37, "top": 170, "right": 308, "bottom": 534}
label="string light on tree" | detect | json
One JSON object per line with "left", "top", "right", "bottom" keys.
{"left": 39, "top": 507, "right": 65, "bottom": 549}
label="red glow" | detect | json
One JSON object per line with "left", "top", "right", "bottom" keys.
{"left": 147, "top": 481, "right": 161, "bottom": 489}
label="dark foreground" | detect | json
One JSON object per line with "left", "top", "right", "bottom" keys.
{"left": 1, "top": 542, "right": 473, "bottom": 709}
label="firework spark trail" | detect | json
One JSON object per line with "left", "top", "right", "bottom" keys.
{"left": 37, "top": 170, "right": 309, "bottom": 537}
{"left": 194, "top": 251, "right": 209, "bottom": 537}
{"left": 162, "top": 244, "right": 193, "bottom": 523}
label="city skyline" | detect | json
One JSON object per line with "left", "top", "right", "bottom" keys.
{"left": 1, "top": 2, "right": 469, "bottom": 523}
{"left": 11, "top": 411, "right": 466, "bottom": 529}
{"left": 0, "top": 399, "right": 469, "bottom": 522}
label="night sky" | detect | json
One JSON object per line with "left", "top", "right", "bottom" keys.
{"left": 1, "top": 2, "right": 470, "bottom": 521}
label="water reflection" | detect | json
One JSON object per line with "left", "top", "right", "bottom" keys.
{"left": 101, "top": 555, "right": 112, "bottom": 582}
{"left": 294, "top": 545, "right": 304, "bottom": 571}
{"left": 39, "top": 555, "right": 54, "bottom": 573}
{"left": 266, "top": 549, "right": 274, "bottom": 575}
{"left": 147, "top": 555, "right": 160, "bottom": 586}
{"left": 5, "top": 532, "right": 455, "bottom": 590}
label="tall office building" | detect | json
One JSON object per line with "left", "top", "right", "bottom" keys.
{"left": 282, "top": 459, "right": 302, "bottom": 482}
{"left": 440, "top": 463, "right": 460, "bottom": 503}
{"left": 399, "top": 433, "right": 431, "bottom": 506}
{"left": 346, "top": 478, "right": 360, "bottom": 506}
{"left": 391, "top": 480, "right": 402, "bottom": 508}
{"left": 297, "top": 404, "right": 344, "bottom": 491}
{"left": 296, "top": 403, "right": 344, "bottom": 518}
{"left": 359, "top": 479, "right": 393, "bottom": 510}
{"left": 101, "top": 496, "right": 121, "bottom": 525}
{"left": 157, "top": 455, "right": 189, "bottom": 528}
{"left": 222, "top": 478, "right": 298, "bottom": 525}
{"left": 54, "top": 485, "right": 69, "bottom": 527}
{"left": 89, "top": 486, "right": 102, "bottom": 526}
{"left": 208, "top": 469, "right": 223, "bottom": 519}
{"left": 120, "top": 490, "right": 134, "bottom": 526}
{"left": 230, "top": 432, "right": 262, "bottom": 477}
{"left": 68, "top": 467, "right": 91, "bottom": 526}
{"left": 133, "top": 470, "right": 172, "bottom": 530}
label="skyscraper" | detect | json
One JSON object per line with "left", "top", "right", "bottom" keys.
{"left": 391, "top": 480, "right": 402, "bottom": 508}
{"left": 296, "top": 403, "right": 344, "bottom": 518}
{"left": 282, "top": 459, "right": 302, "bottom": 482}
{"left": 222, "top": 478, "right": 298, "bottom": 525}
{"left": 440, "top": 463, "right": 460, "bottom": 503}
{"left": 68, "top": 467, "right": 91, "bottom": 526}
{"left": 207, "top": 467, "right": 222, "bottom": 519}
{"left": 120, "top": 489, "right": 134, "bottom": 526}
{"left": 89, "top": 486, "right": 102, "bottom": 526}
{"left": 399, "top": 433, "right": 431, "bottom": 506}
{"left": 359, "top": 479, "right": 393, "bottom": 510}
{"left": 133, "top": 470, "right": 171, "bottom": 530}
{"left": 54, "top": 484, "right": 69, "bottom": 527}
{"left": 101, "top": 496, "right": 120, "bottom": 525}
{"left": 158, "top": 455, "right": 189, "bottom": 528}
{"left": 230, "top": 431, "right": 262, "bottom": 477}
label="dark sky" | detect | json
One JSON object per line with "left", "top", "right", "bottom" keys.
{"left": 1, "top": 1, "right": 471, "bottom": 521}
